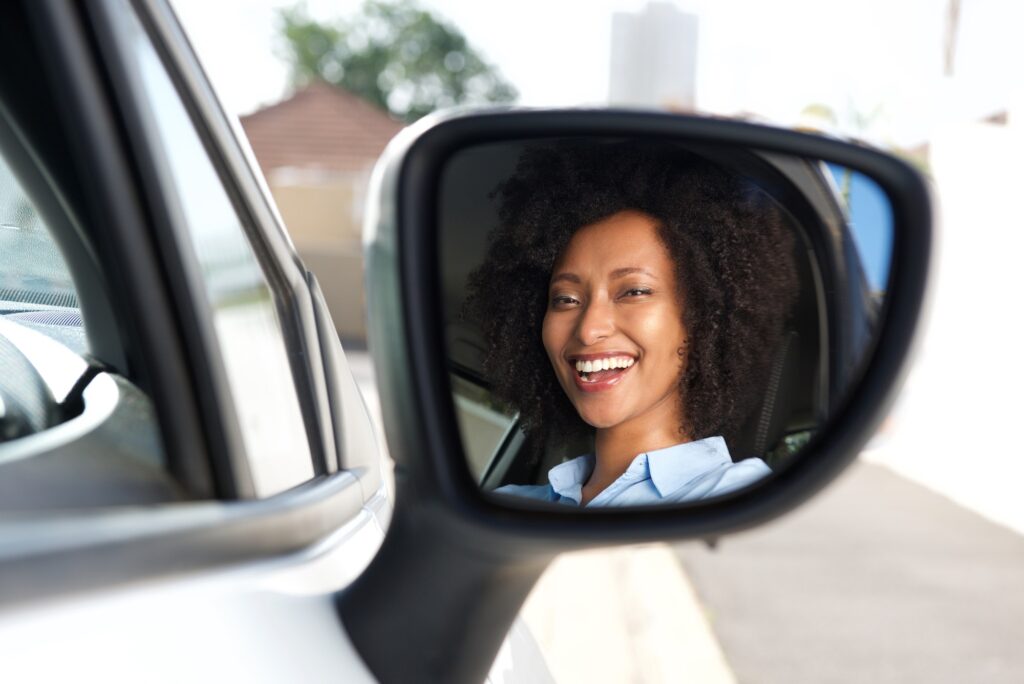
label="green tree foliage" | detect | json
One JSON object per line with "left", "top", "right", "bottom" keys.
{"left": 278, "top": 0, "right": 518, "bottom": 122}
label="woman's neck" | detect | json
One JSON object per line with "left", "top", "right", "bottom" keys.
{"left": 581, "top": 419, "right": 689, "bottom": 505}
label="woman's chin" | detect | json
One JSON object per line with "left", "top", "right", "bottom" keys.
{"left": 576, "top": 408, "right": 628, "bottom": 430}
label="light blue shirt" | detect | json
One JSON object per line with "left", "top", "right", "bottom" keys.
{"left": 494, "top": 436, "right": 770, "bottom": 507}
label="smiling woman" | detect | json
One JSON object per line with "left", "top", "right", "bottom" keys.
{"left": 527, "top": 211, "right": 746, "bottom": 506}
{"left": 459, "top": 141, "right": 800, "bottom": 507}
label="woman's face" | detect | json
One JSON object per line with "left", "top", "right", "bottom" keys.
{"left": 541, "top": 210, "right": 688, "bottom": 434}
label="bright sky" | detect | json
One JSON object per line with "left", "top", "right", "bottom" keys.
{"left": 171, "top": 0, "right": 1022, "bottom": 146}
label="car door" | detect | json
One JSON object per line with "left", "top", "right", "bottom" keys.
{"left": 0, "top": 0, "right": 389, "bottom": 679}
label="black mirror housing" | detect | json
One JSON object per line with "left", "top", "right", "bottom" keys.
{"left": 341, "top": 109, "right": 932, "bottom": 683}
{"left": 366, "top": 108, "right": 930, "bottom": 542}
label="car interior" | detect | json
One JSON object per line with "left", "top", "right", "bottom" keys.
{"left": 0, "top": 16, "right": 185, "bottom": 510}
{"left": 436, "top": 139, "right": 877, "bottom": 490}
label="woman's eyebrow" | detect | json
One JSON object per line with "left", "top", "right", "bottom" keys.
{"left": 610, "top": 267, "right": 657, "bottom": 279}
{"left": 550, "top": 272, "right": 581, "bottom": 285}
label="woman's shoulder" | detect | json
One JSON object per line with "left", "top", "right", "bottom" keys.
{"left": 645, "top": 435, "right": 770, "bottom": 502}
{"left": 710, "top": 456, "right": 771, "bottom": 494}
{"left": 492, "top": 483, "right": 560, "bottom": 502}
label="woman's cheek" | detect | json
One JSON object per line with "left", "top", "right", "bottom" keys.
{"left": 638, "top": 302, "right": 687, "bottom": 366}
{"left": 540, "top": 311, "right": 556, "bottom": 358}
{"left": 541, "top": 312, "right": 565, "bottom": 378}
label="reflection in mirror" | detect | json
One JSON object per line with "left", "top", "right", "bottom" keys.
{"left": 440, "top": 139, "right": 892, "bottom": 508}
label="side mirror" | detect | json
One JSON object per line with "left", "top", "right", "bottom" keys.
{"left": 340, "top": 110, "right": 932, "bottom": 683}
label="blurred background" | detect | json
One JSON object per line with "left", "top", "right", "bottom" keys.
{"left": 172, "top": 1, "right": 1024, "bottom": 681}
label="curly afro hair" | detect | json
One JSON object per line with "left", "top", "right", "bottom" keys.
{"left": 465, "top": 140, "right": 799, "bottom": 458}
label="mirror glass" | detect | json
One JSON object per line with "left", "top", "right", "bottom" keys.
{"left": 439, "top": 138, "right": 892, "bottom": 509}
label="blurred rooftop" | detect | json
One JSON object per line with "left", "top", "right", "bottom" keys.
{"left": 240, "top": 81, "right": 403, "bottom": 175}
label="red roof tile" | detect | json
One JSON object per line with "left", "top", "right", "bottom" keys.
{"left": 240, "top": 81, "right": 403, "bottom": 174}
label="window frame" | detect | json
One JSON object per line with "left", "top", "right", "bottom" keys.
{"left": 89, "top": 0, "right": 341, "bottom": 497}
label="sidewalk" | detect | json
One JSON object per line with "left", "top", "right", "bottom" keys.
{"left": 677, "top": 460, "right": 1024, "bottom": 683}
{"left": 520, "top": 544, "right": 735, "bottom": 684}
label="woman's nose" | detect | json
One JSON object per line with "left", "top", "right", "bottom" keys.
{"left": 575, "top": 297, "right": 615, "bottom": 345}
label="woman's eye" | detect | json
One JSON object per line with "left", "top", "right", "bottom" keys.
{"left": 622, "top": 287, "right": 653, "bottom": 298}
{"left": 550, "top": 294, "right": 579, "bottom": 307}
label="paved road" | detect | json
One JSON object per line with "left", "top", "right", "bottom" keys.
{"left": 676, "top": 461, "right": 1024, "bottom": 684}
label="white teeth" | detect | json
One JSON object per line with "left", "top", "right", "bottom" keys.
{"left": 573, "top": 356, "right": 636, "bottom": 374}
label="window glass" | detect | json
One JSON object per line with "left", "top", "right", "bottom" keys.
{"left": 0, "top": 154, "right": 77, "bottom": 312}
{"left": 450, "top": 373, "right": 517, "bottom": 481}
{"left": 825, "top": 163, "right": 894, "bottom": 293}
{"left": 120, "top": 7, "right": 314, "bottom": 496}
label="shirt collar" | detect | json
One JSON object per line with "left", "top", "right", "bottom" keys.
{"left": 547, "top": 454, "right": 595, "bottom": 504}
{"left": 546, "top": 436, "right": 732, "bottom": 502}
{"left": 646, "top": 436, "right": 732, "bottom": 497}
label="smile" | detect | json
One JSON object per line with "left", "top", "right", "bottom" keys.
{"left": 568, "top": 354, "right": 637, "bottom": 392}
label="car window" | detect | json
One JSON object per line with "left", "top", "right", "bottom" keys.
{"left": 0, "top": 139, "right": 86, "bottom": 439}
{"left": 0, "top": 114, "right": 178, "bottom": 508}
{"left": 117, "top": 5, "right": 315, "bottom": 496}
{"left": 449, "top": 372, "right": 518, "bottom": 482}
{"left": 0, "top": 155, "right": 79, "bottom": 314}
{"left": 824, "top": 162, "right": 894, "bottom": 292}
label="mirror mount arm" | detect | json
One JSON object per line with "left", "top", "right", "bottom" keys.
{"left": 336, "top": 497, "right": 555, "bottom": 683}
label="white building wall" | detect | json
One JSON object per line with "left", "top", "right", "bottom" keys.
{"left": 863, "top": 109, "right": 1024, "bottom": 534}
{"left": 609, "top": 2, "right": 698, "bottom": 110}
